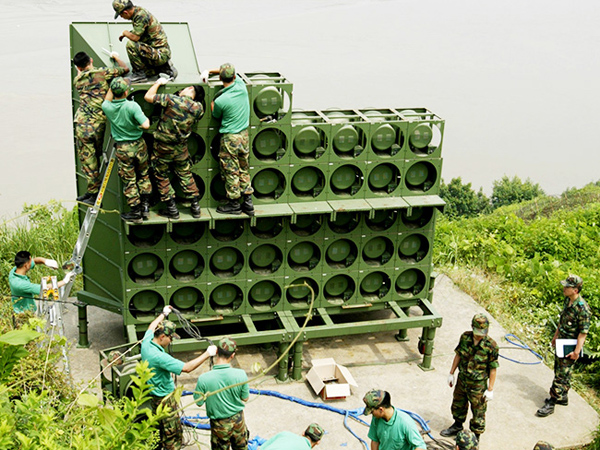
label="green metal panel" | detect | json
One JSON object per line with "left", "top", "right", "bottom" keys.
{"left": 249, "top": 164, "right": 289, "bottom": 204}
{"left": 360, "top": 108, "right": 408, "bottom": 159}
{"left": 321, "top": 109, "right": 369, "bottom": 162}
{"left": 288, "top": 164, "right": 327, "bottom": 202}
{"left": 244, "top": 72, "right": 293, "bottom": 125}
{"left": 326, "top": 162, "right": 367, "bottom": 200}
{"left": 395, "top": 108, "right": 444, "bottom": 159}
{"left": 290, "top": 111, "right": 330, "bottom": 164}
{"left": 401, "top": 158, "right": 443, "bottom": 196}
{"left": 249, "top": 124, "right": 291, "bottom": 164}
{"left": 365, "top": 161, "right": 403, "bottom": 197}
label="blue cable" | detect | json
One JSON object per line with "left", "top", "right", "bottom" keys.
{"left": 179, "top": 389, "right": 432, "bottom": 447}
{"left": 499, "top": 333, "right": 543, "bottom": 365}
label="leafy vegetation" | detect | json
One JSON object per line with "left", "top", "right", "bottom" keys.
{"left": 490, "top": 175, "right": 545, "bottom": 209}
{"left": 439, "top": 177, "right": 490, "bottom": 218}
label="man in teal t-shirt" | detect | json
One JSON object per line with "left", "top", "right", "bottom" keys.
{"left": 141, "top": 306, "right": 216, "bottom": 450}
{"left": 210, "top": 63, "right": 254, "bottom": 216}
{"left": 363, "top": 389, "right": 426, "bottom": 450}
{"left": 259, "top": 423, "right": 325, "bottom": 450}
{"left": 9, "top": 250, "right": 73, "bottom": 319}
{"left": 194, "top": 337, "right": 249, "bottom": 450}
{"left": 102, "top": 76, "right": 152, "bottom": 223}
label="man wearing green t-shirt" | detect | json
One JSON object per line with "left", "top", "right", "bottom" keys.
{"left": 259, "top": 423, "right": 325, "bottom": 450}
{"left": 8, "top": 250, "right": 74, "bottom": 324}
{"left": 194, "top": 337, "right": 249, "bottom": 450}
{"left": 363, "top": 389, "right": 426, "bottom": 450}
{"left": 210, "top": 63, "right": 254, "bottom": 216}
{"left": 102, "top": 76, "right": 152, "bottom": 223}
{"left": 141, "top": 306, "right": 217, "bottom": 450}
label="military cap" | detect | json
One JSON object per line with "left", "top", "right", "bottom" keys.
{"left": 219, "top": 336, "right": 237, "bottom": 353}
{"left": 158, "top": 320, "right": 180, "bottom": 339}
{"left": 362, "top": 389, "right": 385, "bottom": 415}
{"left": 304, "top": 423, "right": 325, "bottom": 442}
{"left": 456, "top": 430, "right": 478, "bottom": 450}
{"left": 533, "top": 441, "right": 554, "bottom": 450}
{"left": 472, "top": 313, "right": 489, "bottom": 337}
{"left": 110, "top": 77, "right": 130, "bottom": 96}
{"left": 113, "top": 0, "right": 134, "bottom": 19}
{"left": 219, "top": 63, "right": 235, "bottom": 79}
{"left": 560, "top": 275, "right": 583, "bottom": 289}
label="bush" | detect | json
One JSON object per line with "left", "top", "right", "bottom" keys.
{"left": 440, "top": 177, "right": 490, "bottom": 218}
{"left": 491, "top": 175, "right": 545, "bottom": 209}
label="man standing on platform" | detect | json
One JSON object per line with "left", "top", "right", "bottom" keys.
{"left": 211, "top": 63, "right": 254, "bottom": 216}
{"left": 144, "top": 77, "right": 205, "bottom": 219}
{"left": 72, "top": 50, "right": 129, "bottom": 205}
{"left": 194, "top": 337, "right": 250, "bottom": 450}
{"left": 102, "top": 76, "right": 152, "bottom": 223}
{"left": 112, "top": 0, "right": 177, "bottom": 82}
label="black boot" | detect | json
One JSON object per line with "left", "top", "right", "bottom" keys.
{"left": 81, "top": 193, "right": 98, "bottom": 206}
{"left": 536, "top": 398, "right": 556, "bottom": 417}
{"left": 547, "top": 396, "right": 568, "bottom": 406}
{"left": 141, "top": 195, "right": 151, "bottom": 220}
{"left": 216, "top": 199, "right": 242, "bottom": 215}
{"left": 76, "top": 192, "right": 93, "bottom": 202}
{"left": 440, "top": 421, "right": 463, "bottom": 437}
{"left": 190, "top": 197, "right": 201, "bottom": 218}
{"left": 129, "top": 71, "right": 148, "bottom": 83}
{"left": 241, "top": 194, "right": 255, "bottom": 216}
{"left": 158, "top": 198, "right": 180, "bottom": 219}
{"left": 121, "top": 205, "right": 143, "bottom": 224}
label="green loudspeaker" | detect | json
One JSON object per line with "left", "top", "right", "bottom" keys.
{"left": 321, "top": 110, "right": 369, "bottom": 162}
{"left": 358, "top": 269, "right": 393, "bottom": 303}
{"left": 285, "top": 276, "right": 320, "bottom": 309}
{"left": 249, "top": 124, "right": 291, "bottom": 163}
{"left": 248, "top": 242, "right": 284, "bottom": 276}
{"left": 360, "top": 109, "right": 407, "bottom": 159}
{"left": 125, "top": 223, "right": 168, "bottom": 250}
{"left": 287, "top": 214, "right": 326, "bottom": 242}
{"left": 327, "top": 163, "right": 366, "bottom": 200}
{"left": 250, "top": 217, "right": 285, "bottom": 240}
{"left": 291, "top": 111, "right": 330, "bottom": 164}
{"left": 397, "top": 231, "right": 433, "bottom": 265}
{"left": 366, "top": 161, "right": 403, "bottom": 197}
{"left": 394, "top": 266, "right": 430, "bottom": 299}
{"left": 125, "top": 250, "right": 166, "bottom": 288}
{"left": 362, "top": 210, "right": 400, "bottom": 234}
{"left": 288, "top": 164, "right": 327, "bottom": 202}
{"left": 395, "top": 108, "right": 444, "bottom": 159}
{"left": 249, "top": 165, "right": 289, "bottom": 204}
{"left": 207, "top": 282, "right": 245, "bottom": 315}
{"left": 244, "top": 72, "right": 293, "bottom": 125}
{"left": 126, "top": 287, "right": 167, "bottom": 324}
{"left": 323, "top": 237, "right": 358, "bottom": 270}
{"left": 168, "top": 285, "right": 206, "bottom": 314}
{"left": 322, "top": 273, "right": 357, "bottom": 306}
{"left": 402, "top": 159, "right": 443, "bottom": 196}
{"left": 359, "top": 235, "right": 396, "bottom": 270}
{"left": 285, "top": 240, "right": 323, "bottom": 276}
{"left": 326, "top": 211, "right": 362, "bottom": 237}
{"left": 398, "top": 206, "right": 436, "bottom": 232}
{"left": 168, "top": 222, "right": 207, "bottom": 246}
{"left": 207, "top": 245, "right": 246, "bottom": 281}
{"left": 167, "top": 249, "right": 206, "bottom": 284}
{"left": 248, "top": 278, "right": 284, "bottom": 312}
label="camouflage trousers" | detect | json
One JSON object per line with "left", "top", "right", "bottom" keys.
{"left": 209, "top": 411, "right": 249, "bottom": 450}
{"left": 75, "top": 118, "right": 106, "bottom": 194}
{"left": 451, "top": 376, "right": 488, "bottom": 435}
{"left": 126, "top": 40, "right": 170, "bottom": 74}
{"left": 153, "top": 140, "right": 200, "bottom": 202}
{"left": 151, "top": 395, "right": 182, "bottom": 450}
{"left": 115, "top": 139, "right": 152, "bottom": 207}
{"left": 219, "top": 130, "right": 253, "bottom": 200}
{"left": 550, "top": 355, "right": 575, "bottom": 402}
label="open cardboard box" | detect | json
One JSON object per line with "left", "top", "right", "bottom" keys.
{"left": 306, "top": 358, "right": 358, "bottom": 400}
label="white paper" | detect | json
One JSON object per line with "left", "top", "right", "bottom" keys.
{"left": 555, "top": 339, "right": 581, "bottom": 358}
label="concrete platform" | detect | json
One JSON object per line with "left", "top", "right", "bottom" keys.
{"left": 62, "top": 274, "right": 598, "bottom": 449}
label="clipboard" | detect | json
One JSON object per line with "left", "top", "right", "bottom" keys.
{"left": 556, "top": 339, "right": 583, "bottom": 358}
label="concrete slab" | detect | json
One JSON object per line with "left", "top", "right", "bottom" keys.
{"left": 61, "top": 274, "right": 598, "bottom": 449}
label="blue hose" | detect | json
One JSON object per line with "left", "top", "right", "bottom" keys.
{"left": 500, "top": 333, "right": 543, "bottom": 365}
{"left": 180, "top": 389, "right": 433, "bottom": 447}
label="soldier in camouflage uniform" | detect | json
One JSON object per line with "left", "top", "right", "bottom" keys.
{"left": 533, "top": 441, "right": 554, "bottom": 450}
{"left": 537, "top": 275, "right": 591, "bottom": 417}
{"left": 441, "top": 314, "right": 499, "bottom": 442}
{"left": 113, "top": 0, "right": 176, "bottom": 83}
{"left": 456, "top": 430, "right": 478, "bottom": 450}
{"left": 72, "top": 51, "right": 129, "bottom": 205}
{"left": 194, "top": 337, "right": 250, "bottom": 450}
{"left": 210, "top": 63, "right": 254, "bottom": 216}
{"left": 143, "top": 77, "right": 205, "bottom": 219}
{"left": 141, "top": 306, "right": 217, "bottom": 450}
{"left": 102, "top": 77, "right": 152, "bottom": 223}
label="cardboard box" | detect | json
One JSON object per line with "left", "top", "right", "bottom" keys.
{"left": 306, "top": 358, "right": 358, "bottom": 400}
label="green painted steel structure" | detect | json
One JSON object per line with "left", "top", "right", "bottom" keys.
{"left": 70, "top": 22, "right": 445, "bottom": 386}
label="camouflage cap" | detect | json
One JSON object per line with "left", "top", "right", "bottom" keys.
{"left": 533, "top": 441, "right": 554, "bottom": 450}
{"left": 110, "top": 77, "right": 130, "bottom": 96}
{"left": 456, "top": 430, "right": 478, "bottom": 450}
{"left": 159, "top": 320, "right": 180, "bottom": 339}
{"left": 219, "top": 337, "right": 237, "bottom": 353}
{"left": 219, "top": 63, "right": 235, "bottom": 79}
{"left": 362, "top": 389, "right": 385, "bottom": 415}
{"left": 472, "top": 313, "right": 489, "bottom": 337}
{"left": 560, "top": 274, "right": 583, "bottom": 289}
{"left": 304, "top": 423, "right": 325, "bottom": 442}
{"left": 113, "top": 0, "right": 133, "bottom": 19}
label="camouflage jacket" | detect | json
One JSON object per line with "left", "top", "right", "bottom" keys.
{"left": 152, "top": 94, "right": 204, "bottom": 143}
{"left": 558, "top": 295, "right": 591, "bottom": 339}
{"left": 74, "top": 66, "right": 127, "bottom": 122}
{"left": 131, "top": 6, "right": 169, "bottom": 49}
{"left": 456, "top": 331, "right": 499, "bottom": 382}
